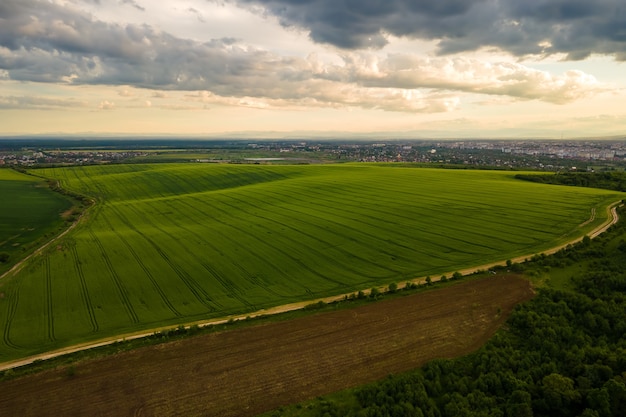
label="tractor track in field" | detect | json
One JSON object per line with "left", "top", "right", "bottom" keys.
{"left": 1, "top": 284, "right": 21, "bottom": 350}
{"left": 0, "top": 200, "right": 621, "bottom": 373}
{"left": 107, "top": 203, "right": 222, "bottom": 312}
{"left": 71, "top": 245, "right": 99, "bottom": 334}
{"left": 100, "top": 212, "right": 185, "bottom": 319}
{"left": 43, "top": 257, "right": 56, "bottom": 343}
{"left": 184, "top": 195, "right": 360, "bottom": 286}
{"left": 89, "top": 229, "right": 140, "bottom": 325}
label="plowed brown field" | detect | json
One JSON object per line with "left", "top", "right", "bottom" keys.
{"left": 0, "top": 275, "right": 533, "bottom": 417}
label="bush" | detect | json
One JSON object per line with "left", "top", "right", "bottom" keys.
{"left": 304, "top": 301, "right": 326, "bottom": 310}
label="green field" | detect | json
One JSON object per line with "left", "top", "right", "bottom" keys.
{"left": 0, "top": 169, "right": 73, "bottom": 274}
{"left": 0, "top": 164, "right": 622, "bottom": 362}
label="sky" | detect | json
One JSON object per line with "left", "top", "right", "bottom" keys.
{"left": 0, "top": 0, "right": 625, "bottom": 139}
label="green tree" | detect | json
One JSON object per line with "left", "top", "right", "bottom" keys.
{"left": 541, "top": 373, "right": 581, "bottom": 414}
{"left": 580, "top": 409, "right": 601, "bottom": 417}
{"left": 586, "top": 388, "right": 611, "bottom": 417}
{"left": 506, "top": 390, "right": 533, "bottom": 417}
{"left": 604, "top": 379, "right": 626, "bottom": 417}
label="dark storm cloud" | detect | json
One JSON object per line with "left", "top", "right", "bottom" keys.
{"left": 236, "top": 0, "right": 626, "bottom": 59}
{"left": 240, "top": 0, "right": 487, "bottom": 49}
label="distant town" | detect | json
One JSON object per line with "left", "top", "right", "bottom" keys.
{"left": 1, "top": 138, "right": 625, "bottom": 171}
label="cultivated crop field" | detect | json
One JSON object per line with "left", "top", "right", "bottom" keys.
{"left": 0, "top": 169, "right": 73, "bottom": 274}
{"left": 0, "top": 164, "right": 622, "bottom": 362}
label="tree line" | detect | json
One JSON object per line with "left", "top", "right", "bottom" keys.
{"left": 515, "top": 172, "right": 626, "bottom": 192}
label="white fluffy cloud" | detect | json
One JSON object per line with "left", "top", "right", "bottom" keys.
{"left": 98, "top": 100, "right": 115, "bottom": 110}
{"left": 336, "top": 54, "right": 602, "bottom": 104}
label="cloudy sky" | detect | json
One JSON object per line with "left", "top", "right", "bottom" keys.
{"left": 1, "top": 0, "right": 625, "bottom": 138}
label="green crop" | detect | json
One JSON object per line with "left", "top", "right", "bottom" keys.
{"left": 0, "top": 164, "right": 622, "bottom": 362}
{"left": 0, "top": 169, "right": 73, "bottom": 274}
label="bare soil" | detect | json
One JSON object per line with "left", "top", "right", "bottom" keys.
{"left": 0, "top": 274, "right": 534, "bottom": 417}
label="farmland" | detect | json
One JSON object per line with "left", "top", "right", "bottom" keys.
{"left": 0, "top": 169, "right": 73, "bottom": 274}
{"left": 0, "top": 274, "right": 535, "bottom": 417}
{"left": 0, "top": 163, "right": 623, "bottom": 363}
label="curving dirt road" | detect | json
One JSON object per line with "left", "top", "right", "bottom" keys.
{"left": 0, "top": 200, "right": 621, "bottom": 372}
{"left": 455, "top": 201, "right": 622, "bottom": 277}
